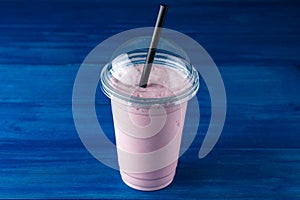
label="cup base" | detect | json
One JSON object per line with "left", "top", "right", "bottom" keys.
{"left": 120, "top": 170, "right": 175, "bottom": 191}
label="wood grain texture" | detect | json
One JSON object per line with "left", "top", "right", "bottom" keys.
{"left": 0, "top": 0, "right": 299, "bottom": 199}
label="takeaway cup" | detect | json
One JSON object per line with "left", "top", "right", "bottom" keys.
{"left": 100, "top": 46, "right": 199, "bottom": 191}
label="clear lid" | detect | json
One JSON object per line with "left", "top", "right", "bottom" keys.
{"left": 100, "top": 37, "right": 199, "bottom": 106}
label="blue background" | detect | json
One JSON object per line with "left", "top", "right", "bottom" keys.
{"left": 0, "top": 0, "right": 299, "bottom": 199}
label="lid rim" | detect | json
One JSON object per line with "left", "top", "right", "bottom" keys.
{"left": 100, "top": 52, "right": 199, "bottom": 106}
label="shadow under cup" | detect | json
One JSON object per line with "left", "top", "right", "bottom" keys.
{"left": 100, "top": 50, "right": 199, "bottom": 191}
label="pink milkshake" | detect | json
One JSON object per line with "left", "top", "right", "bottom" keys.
{"left": 101, "top": 51, "right": 199, "bottom": 191}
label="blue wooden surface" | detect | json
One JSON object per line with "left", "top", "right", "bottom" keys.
{"left": 0, "top": 0, "right": 300, "bottom": 199}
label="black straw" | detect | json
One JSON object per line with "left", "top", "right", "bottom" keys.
{"left": 139, "top": 4, "right": 168, "bottom": 88}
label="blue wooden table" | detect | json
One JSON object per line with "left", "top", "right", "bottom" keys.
{"left": 0, "top": 0, "right": 300, "bottom": 199}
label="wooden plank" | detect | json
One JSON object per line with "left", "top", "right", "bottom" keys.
{"left": 0, "top": 0, "right": 299, "bottom": 198}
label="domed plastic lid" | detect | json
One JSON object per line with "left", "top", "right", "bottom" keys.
{"left": 100, "top": 37, "right": 199, "bottom": 106}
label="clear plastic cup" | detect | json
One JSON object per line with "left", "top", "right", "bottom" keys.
{"left": 101, "top": 45, "right": 199, "bottom": 191}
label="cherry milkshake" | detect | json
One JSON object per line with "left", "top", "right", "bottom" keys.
{"left": 101, "top": 51, "right": 199, "bottom": 191}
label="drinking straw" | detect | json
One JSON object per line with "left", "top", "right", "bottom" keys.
{"left": 139, "top": 4, "right": 168, "bottom": 88}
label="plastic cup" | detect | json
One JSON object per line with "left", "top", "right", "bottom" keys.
{"left": 101, "top": 48, "right": 199, "bottom": 191}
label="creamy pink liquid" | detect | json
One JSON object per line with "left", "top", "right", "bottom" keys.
{"left": 110, "top": 63, "right": 188, "bottom": 191}
{"left": 110, "top": 62, "right": 189, "bottom": 98}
